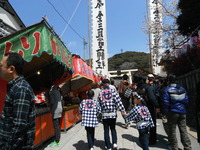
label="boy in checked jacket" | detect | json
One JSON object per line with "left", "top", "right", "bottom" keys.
{"left": 79, "top": 90, "right": 101, "bottom": 150}
{"left": 125, "top": 92, "right": 154, "bottom": 150}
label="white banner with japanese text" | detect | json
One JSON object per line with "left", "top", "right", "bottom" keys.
{"left": 91, "top": 0, "right": 108, "bottom": 77}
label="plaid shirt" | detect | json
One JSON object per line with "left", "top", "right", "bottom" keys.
{"left": 79, "top": 99, "right": 101, "bottom": 127}
{"left": 125, "top": 104, "right": 154, "bottom": 129}
{"left": 0, "top": 77, "right": 36, "bottom": 150}
{"left": 98, "top": 86, "right": 125, "bottom": 119}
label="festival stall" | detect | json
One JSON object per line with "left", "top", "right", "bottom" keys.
{"left": 59, "top": 55, "right": 94, "bottom": 131}
{"left": 0, "top": 20, "right": 73, "bottom": 147}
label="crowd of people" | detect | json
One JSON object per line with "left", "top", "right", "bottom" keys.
{"left": 79, "top": 74, "right": 193, "bottom": 150}
{"left": 0, "top": 52, "right": 195, "bottom": 150}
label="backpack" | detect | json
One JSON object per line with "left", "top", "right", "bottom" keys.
{"left": 123, "top": 87, "right": 133, "bottom": 99}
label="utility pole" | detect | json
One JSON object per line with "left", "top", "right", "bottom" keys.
{"left": 83, "top": 38, "right": 87, "bottom": 61}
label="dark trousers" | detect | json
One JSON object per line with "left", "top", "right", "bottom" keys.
{"left": 85, "top": 127, "right": 95, "bottom": 149}
{"left": 148, "top": 106, "right": 157, "bottom": 144}
{"left": 122, "top": 99, "right": 130, "bottom": 111}
{"left": 138, "top": 127, "right": 149, "bottom": 150}
{"left": 167, "top": 112, "right": 192, "bottom": 150}
{"left": 103, "top": 118, "right": 117, "bottom": 149}
{"left": 53, "top": 118, "right": 61, "bottom": 143}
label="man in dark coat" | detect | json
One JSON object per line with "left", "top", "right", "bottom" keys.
{"left": 137, "top": 75, "right": 159, "bottom": 145}
{"left": 48, "top": 85, "right": 63, "bottom": 147}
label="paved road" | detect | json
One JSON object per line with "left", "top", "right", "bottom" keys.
{"left": 40, "top": 111, "right": 200, "bottom": 150}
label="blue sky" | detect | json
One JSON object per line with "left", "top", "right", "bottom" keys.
{"left": 9, "top": 0, "right": 149, "bottom": 59}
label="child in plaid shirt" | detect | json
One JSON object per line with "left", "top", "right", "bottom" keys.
{"left": 79, "top": 90, "right": 101, "bottom": 150}
{"left": 125, "top": 91, "right": 154, "bottom": 150}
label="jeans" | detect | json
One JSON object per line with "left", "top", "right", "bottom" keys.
{"left": 103, "top": 118, "right": 117, "bottom": 149}
{"left": 85, "top": 127, "right": 95, "bottom": 149}
{"left": 138, "top": 127, "right": 149, "bottom": 150}
{"left": 167, "top": 112, "right": 192, "bottom": 150}
{"left": 53, "top": 118, "right": 61, "bottom": 143}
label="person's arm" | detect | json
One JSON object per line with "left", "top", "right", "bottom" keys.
{"left": 79, "top": 101, "right": 83, "bottom": 115}
{"left": 146, "top": 86, "right": 159, "bottom": 108}
{"left": 118, "top": 81, "right": 123, "bottom": 94}
{"left": 180, "top": 87, "right": 189, "bottom": 104}
{"left": 114, "top": 91, "right": 126, "bottom": 116}
{"left": 125, "top": 107, "right": 137, "bottom": 122}
{"left": 96, "top": 100, "right": 101, "bottom": 114}
{"left": 162, "top": 88, "right": 170, "bottom": 113}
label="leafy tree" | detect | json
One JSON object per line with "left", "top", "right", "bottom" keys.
{"left": 108, "top": 51, "right": 150, "bottom": 71}
{"left": 119, "top": 62, "right": 136, "bottom": 70}
{"left": 177, "top": 0, "right": 200, "bottom": 36}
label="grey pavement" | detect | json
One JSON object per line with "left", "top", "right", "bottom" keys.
{"left": 42, "top": 111, "right": 200, "bottom": 150}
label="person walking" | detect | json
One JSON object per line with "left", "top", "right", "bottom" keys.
{"left": 109, "top": 79, "right": 117, "bottom": 92}
{"left": 98, "top": 79, "right": 126, "bottom": 150}
{"left": 137, "top": 75, "right": 159, "bottom": 145}
{"left": 79, "top": 90, "right": 101, "bottom": 150}
{"left": 125, "top": 91, "right": 154, "bottom": 150}
{"left": 118, "top": 74, "right": 132, "bottom": 112}
{"left": 91, "top": 82, "right": 101, "bottom": 101}
{"left": 48, "top": 85, "right": 63, "bottom": 147}
{"left": 162, "top": 75, "right": 192, "bottom": 150}
{"left": 158, "top": 78, "right": 171, "bottom": 148}
{"left": 0, "top": 52, "right": 36, "bottom": 150}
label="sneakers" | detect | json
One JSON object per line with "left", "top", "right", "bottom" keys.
{"left": 48, "top": 141, "right": 61, "bottom": 147}
{"left": 90, "top": 148, "right": 94, "bottom": 150}
{"left": 57, "top": 142, "right": 61, "bottom": 146}
{"left": 113, "top": 143, "right": 118, "bottom": 149}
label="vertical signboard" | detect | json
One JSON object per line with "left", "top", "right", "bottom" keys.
{"left": 91, "top": 0, "right": 108, "bottom": 77}
{"left": 149, "top": 0, "right": 164, "bottom": 76}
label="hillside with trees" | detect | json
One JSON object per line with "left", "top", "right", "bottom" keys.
{"left": 108, "top": 51, "right": 151, "bottom": 71}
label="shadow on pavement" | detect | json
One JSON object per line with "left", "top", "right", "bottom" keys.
{"left": 122, "top": 134, "right": 141, "bottom": 148}
{"left": 73, "top": 140, "right": 88, "bottom": 150}
{"left": 94, "top": 139, "right": 106, "bottom": 149}
{"left": 116, "top": 121, "right": 128, "bottom": 129}
{"left": 149, "top": 133, "right": 168, "bottom": 149}
{"left": 73, "top": 139, "right": 105, "bottom": 150}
